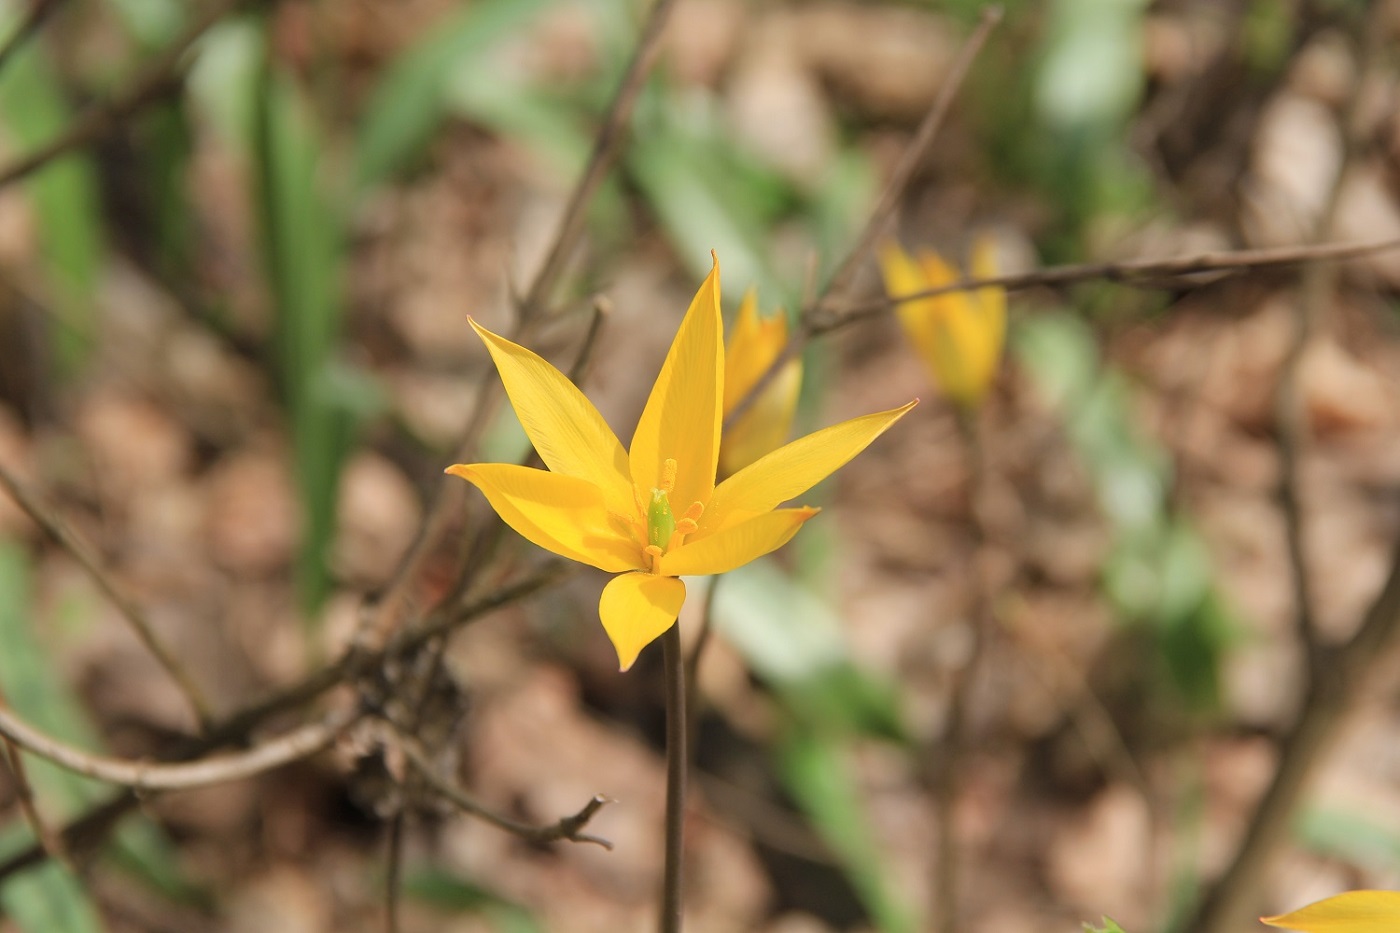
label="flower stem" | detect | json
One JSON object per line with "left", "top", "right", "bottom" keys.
{"left": 659, "top": 623, "right": 687, "bottom": 933}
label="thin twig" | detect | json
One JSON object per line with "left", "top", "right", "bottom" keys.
{"left": 0, "top": 0, "right": 65, "bottom": 76}
{"left": 930, "top": 409, "right": 992, "bottom": 933}
{"left": 1191, "top": 23, "right": 1387, "bottom": 933}
{"left": 356, "top": 0, "right": 678, "bottom": 652}
{"left": 816, "top": 5, "right": 1004, "bottom": 310}
{"left": 0, "top": 704, "right": 356, "bottom": 792}
{"left": 384, "top": 810, "right": 405, "bottom": 933}
{"left": 659, "top": 623, "right": 687, "bottom": 933}
{"left": 725, "top": 237, "right": 1400, "bottom": 432}
{"left": 0, "top": 563, "right": 570, "bottom": 882}
{"left": 0, "top": 462, "right": 215, "bottom": 730}
{"left": 1187, "top": 531, "right": 1400, "bottom": 933}
{"left": 728, "top": 7, "right": 1001, "bottom": 433}
{"left": 394, "top": 732, "right": 612, "bottom": 849}
{"left": 1272, "top": 32, "right": 1369, "bottom": 670}
{"left": 517, "top": 0, "right": 681, "bottom": 322}
{"left": 825, "top": 237, "right": 1400, "bottom": 327}
{"left": 0, "top": 0, "right": 249, "bottom": 189}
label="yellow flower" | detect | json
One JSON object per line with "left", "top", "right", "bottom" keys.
{"left": 1262, "top": 891, "right": 1400, "bottom": 932}
{"left": 448, "top": 255, "right": 915, "bottom": 671}
{"left": 720, "top": 288, "right": 801, "bottom": 478}
{"left": 878, "top": 237, "right": 1005, "bottom": 408}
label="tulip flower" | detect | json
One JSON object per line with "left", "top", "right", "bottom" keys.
{"left": 1262, "top": 891, "right": 1400, "bottom": 932}
{"left": 447, "top": 255, "right": 915, "bottom": 670}
{"left": 720, "top": 288, "right": 801, "bottom": 478}
{"left": 878, "top": 237, "right": 1005, "bottom": 408}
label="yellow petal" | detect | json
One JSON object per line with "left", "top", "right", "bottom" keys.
{"left": 720, "top": 357, "right": 801, "bottom": 479}
{"left": 446, "top": 463, "right": 643, "bottom": 573}
{"left": 630, "top": 254, "right": 723, "bottom": 516}
{"left": 722, "top": 287, "right": 787, "bottom": 415}
{"left": 1262, "top": 891, "right": 1400, "bottom": 932}
{"left": 700, "top": 400, "right": 918, "bottom": 537}
{"left": 916, "top": 248, "right": 985, "bottom": 405}
{"left": 659, "top": 507, "right": 818, "bottom": 577}
{"left": 599, "top": 572, "right": 686, "bottom": 671}
{"left": 470, "top": 319, "right": 634, "bottom": 518}
{"left": 721, "top": 288, "right": 799, "bottom": 477}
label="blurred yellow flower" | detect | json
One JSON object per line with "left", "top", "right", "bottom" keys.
{"left": 1262, "top": 891, "right": 1400, "bottom": 932}
{"left": 448, "top": 255, "right": 915, "bottom": 671}
{"left": 878, "top": 237, "right": 1005, "bottom": 408}
{"left": 720, "top": 288, "right": 801, "bottom": 479}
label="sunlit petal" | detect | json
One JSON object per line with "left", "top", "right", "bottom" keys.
{"left": 1262, "top": 891, "right": 1400, "bottom": 932}
{"left": 446, "top": 463, "right": 643, "bottom": 573}
{"left": 699, "top": 400, "right": 917, "bottom": 537}
{"left": 599, "top": 572, "right": 687, "bottom": 671}
{"left": 721, "top": 288, "right": 799, "bottom": 477}
{"left": 470, "top": 320, "right": 634, "bottom": 518}
{"left": 659, "top": 508, "right": 818, "bottom": 577}
{"left": 630, "top": 254, "right": 723, "bottom": 514}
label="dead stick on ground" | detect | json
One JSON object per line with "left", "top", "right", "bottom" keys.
{"left": 0, "top": 463, "right": 215, "bottom": 730}
{"left": 0, "top": 704, "right": 358, "bottom": 792}
{"left": 395, "top": 733, "right": 612, "bottom": 849}
{"left": 0, "top": 563, "right": 569, "bottom": 882}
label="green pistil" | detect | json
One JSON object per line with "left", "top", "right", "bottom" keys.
{"left": 647, "top": 488, "right": 676, "bottom": 550}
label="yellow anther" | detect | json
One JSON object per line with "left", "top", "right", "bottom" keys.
{"left": 675, "top": 518, "right": 698, "bottom": 535}
{"left": 644, "top": 544, "right": 664, "bottom": 571}
{"left": 660, "top": 458, "right": 678, "bottom": 494}
{"left": 681, "top": 501, "right": 704, "bottom": 522}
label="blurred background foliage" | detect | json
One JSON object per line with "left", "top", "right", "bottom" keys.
{"left": 0, "top": 0, "right": 1397, "bottom": 930}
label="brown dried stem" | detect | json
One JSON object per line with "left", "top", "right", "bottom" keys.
{"left": 817, "top": 5, "right": 1004, "bottom": 310}
{"left": 0, "top": 462, "right": 215, "bottom": 730}
{"left": 0, "top": 564, "right": 567, "bottom": 881}
{"left": 1187, "top": 532, "right": 1400, "bottom": 933}
{"left": 395, "top": 732, "right": 612, "bottom": 849}
{"left": 0, "top": 703, "right": 357, "bottom": 792}
{"left": 0, "top": 0, "right": 250, "bottom": 189}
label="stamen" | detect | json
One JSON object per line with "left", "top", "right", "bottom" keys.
{"left": 644, "top": 544, "right": 664, "bottom": 570}
{"left": 674, "top": 501, "right": 704, "bottom": 536}
{"left": 660, "top": 458, "right": 677, "bottom": 494}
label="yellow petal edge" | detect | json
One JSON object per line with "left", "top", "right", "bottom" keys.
{"left": 1262, "top": 890, "right": 1400, "bottom": 932}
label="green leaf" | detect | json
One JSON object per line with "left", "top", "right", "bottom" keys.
{"left": 1084, "top": 918, "right": 1130, "bottom": 933}
{"left": 0, "top": 35, "right": 103, "bottom": 372}
{"left": 251, "top": 59, "right": 354, "bottom": 614}
{"left": 354, "top": 0, "right": 555, "bottom": 190}
{"left": 0, "top": 545, "right": 105, "bottom": 931}
{"left": 627, "top": 96, "right": 790, "bottom": 304}
{"left": 0, "top": 542, "right": 203, "bottom": 908}
{"left": 777, "top": 730, "right": 917, "bottom": 933}
{"left": 403, "top": 868, "right": 542, "bottom": 933}
{"left": 1297, "top": 807, "right": 1400, "bottom": 870}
